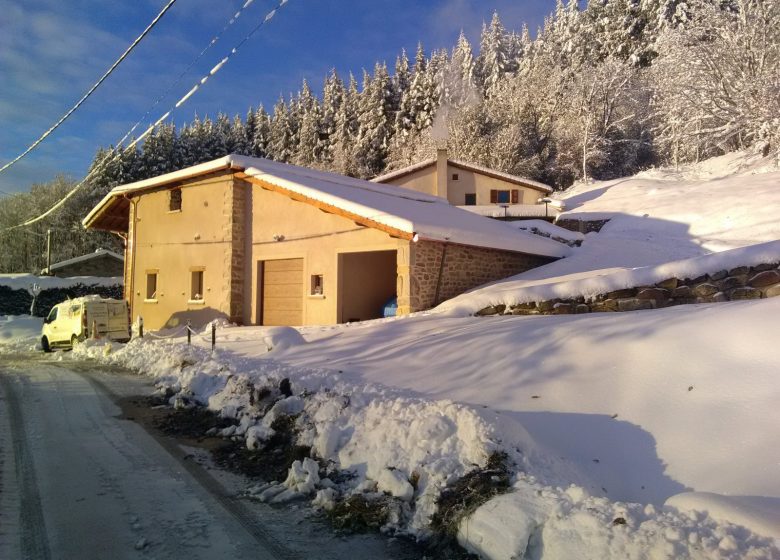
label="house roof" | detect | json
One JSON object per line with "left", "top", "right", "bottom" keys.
{"left": 372, "top": 158, "right": 554, "bottom": 194}
{"left": 83, "top": 155, "right": 568, "bottom": 259}
{"left": 49, "top": 249, "right": 124, "bottom": 271}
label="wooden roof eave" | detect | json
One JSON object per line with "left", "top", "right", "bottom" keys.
{"left": 84, "top": 196, "right": 131, "bottom": 233}
{"left": 235, "top": 172, "right": 414, "bottom": 241}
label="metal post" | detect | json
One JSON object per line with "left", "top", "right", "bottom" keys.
{"left": 211, "top": 322, "right": 216, "bottom": 353}
{"left": 187, "top": 320, "right": 191, "bottom": 346}
{"left": 45, "top": 229, "right": 52, "bottom": 275}
{"left": 138, "top": 316, "right": 144, "bottom": 338}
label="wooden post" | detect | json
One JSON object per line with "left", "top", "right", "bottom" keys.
{"left": 138, "top": 316, "right": 144, "bottom": 338}
{"left": 92, "top": 319, "right": 98, "bottom": 339}
{"left": 211, "top": 322, "right": 216, "bottom": 353}
{"left": 45, "top": 229, "right": 52, "bottom": 275}
{"left": 187, "top": 321, "right": 191, "bottom": 346}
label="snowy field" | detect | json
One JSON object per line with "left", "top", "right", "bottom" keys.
{"left": 3, "top": 152, "right": 779, "bottom": 558}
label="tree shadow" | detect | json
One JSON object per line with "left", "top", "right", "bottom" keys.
{"left": 505, "top": 409, "right": 690, "bottom": 505}
{"left": 163, "top": 307, "right": 228, "bottom": 329}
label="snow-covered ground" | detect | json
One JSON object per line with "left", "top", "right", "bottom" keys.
{"left": 5, "top": 152, "right": 780, "bottom": 558}
{"left": 0, "top": 315, "right": 42, "bottom": 353}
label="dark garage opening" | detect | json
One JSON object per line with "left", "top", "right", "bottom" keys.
{"left": 338, "top": 250, "right": 397, "bottom": 323}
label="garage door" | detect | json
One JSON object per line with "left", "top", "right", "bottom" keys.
{"left": 262, "top": 258, "right": 303, "bottom": 326}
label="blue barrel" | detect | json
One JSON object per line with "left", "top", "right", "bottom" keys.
{"left": 382, "top": 297, "right": 398, "bottom": 318}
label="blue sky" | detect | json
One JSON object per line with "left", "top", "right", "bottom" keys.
{"left": 0, "top": 0, "right": 556, "bottom": 193}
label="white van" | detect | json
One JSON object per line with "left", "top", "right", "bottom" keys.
{"left": 41, "top": 296, "right": 131, "bottom": 351}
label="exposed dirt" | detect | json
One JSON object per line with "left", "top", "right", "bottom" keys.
{"left": 116, "top": 396, "right": 232, "bottom": 452}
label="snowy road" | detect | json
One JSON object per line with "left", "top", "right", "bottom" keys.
{"left": 0, "top": 354, "right": 420, "bottom": 560}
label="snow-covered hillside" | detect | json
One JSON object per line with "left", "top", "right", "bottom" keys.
{"left": 6, "top": 153, "right": 779, "bottom": 558}
{"left": 439, "top": 152, "right": 780, "bottom": 316}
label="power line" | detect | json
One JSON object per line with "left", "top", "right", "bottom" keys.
{"left": 0, "top": 0, "right": 291, "bottom": 234}
{"left": 0, "top": 0, "right": 179, "bottom": 175}
{"left": 112, "top": 0, "right": 261, "bottom": 155}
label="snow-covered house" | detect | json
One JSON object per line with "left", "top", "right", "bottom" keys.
{"left": 83, "top": 155, "right": 567, "bottom": 329}
{"left": 373, "top": 149, "right": 559, "bottom": 219}
{"left": 44, "top": 248, "right": 124, "bottom": 278}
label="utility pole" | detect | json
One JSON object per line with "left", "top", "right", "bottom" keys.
{"left": 45, "top": 229, "right": 52, "bottom": 275}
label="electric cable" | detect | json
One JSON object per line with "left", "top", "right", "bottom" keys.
{"left": 0, "top": 0, "right": 179, "bottom": 174}
{"left": 0, "top": 0, "right": 291, "bottom": 233}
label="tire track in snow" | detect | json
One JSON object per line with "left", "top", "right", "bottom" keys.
{"left": 72, "top": 366, "right": 298, "bottom": 560}
{"left": 0, "top": 369, "right": 51, "bottom": 560}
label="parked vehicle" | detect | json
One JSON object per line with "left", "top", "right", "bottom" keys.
{"left": 41, "top": 296, "right": 131, "bottom": 351}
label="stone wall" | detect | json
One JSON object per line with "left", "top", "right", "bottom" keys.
{"left": 410, "top": 241, "right": 557, "bottom": 312}
{"left": 52, "top": 254, "right": 124, "bottom": 278}
{"left": 226, "top": 178, "right": 247, "bottom": 323}
{"left": 555, "top": 218, "right": 610, "bottom": 234}
{"left": 0, "top": 283, "right": 123, "bottom": 317}
{"left": 476, "top": 262, "right": 780, "bottom": 317}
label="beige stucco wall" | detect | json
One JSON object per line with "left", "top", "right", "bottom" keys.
{"left": 380, "top": 163, "right": 547, "bottom": 206}
{"left": 386, "top": 165, "right": 438, "bottom": 198}
{"left": 128, "top": 171, "right": 238, "bottom": 330}
{"left": 245, "top": 180, "right": 407, "bottom": 326}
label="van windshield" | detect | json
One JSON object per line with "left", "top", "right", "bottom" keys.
{"left": 47, "top": 308, "right": 57, "bottom": 322}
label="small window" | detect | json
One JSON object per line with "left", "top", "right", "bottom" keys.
{"left": 191, "top": 270, "right": 204, "bottom": 301}
{"left": 452, "top": 173, "right": 459, "bottom": 181}
{"left": 169, "top": 189, "right": 182, "bottom": 212}
{"left": 146, "top": 272, "right": 158, "bottom": 300}
{"left": 464, "top": 193, "right": 476, "bottom": 206}
{"left": 496, "top": 190, "right": 510, "bottom": 204}
{"left": 311, "top": 274, "right": 324, "bottom": 295}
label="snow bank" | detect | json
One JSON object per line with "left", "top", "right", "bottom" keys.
{"left": 437, "top": 240, "right": 780, "bottom": 316}
{"left": 460, "top": 478, "right": 777, "bottom": 560}
{"left": 71, "top": 337, "right": 554, "bottom": 534}
{"left": 0, "top": 314, "right": 42, "bottom": 352}
{"left": 666, "top": 493, "right": 780, "bottom": 541}
{"left": 69, "top": 299, "right": 780, "bottom": 557}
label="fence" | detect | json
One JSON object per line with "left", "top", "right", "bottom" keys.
{"left": 137, "top": 317, "right": 217, "bottom": 352}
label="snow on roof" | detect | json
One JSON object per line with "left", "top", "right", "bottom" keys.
{"left": 371, "top": 158, "right": 437, "bottom": 182}
{"left": 237, "top": 157, "right": 567, "bottom": 257}
{"left": 372, "top": 157, "right": 554, "bottom": 194}
{"left": 0, "top": 273, "right": 122, "bottom": 291}
{"left": 85, "top": 155, "right": 569, "bottom": 259}
{"left": 49, "top": 249, "right": 124, "bottom": 271}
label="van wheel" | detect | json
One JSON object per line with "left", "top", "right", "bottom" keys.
{"left": 41, "top": 336, "right": 51, "bottom": 353}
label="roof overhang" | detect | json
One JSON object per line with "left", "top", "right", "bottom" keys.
{"left": 82, "top": 157, "right": 246, "bottom": 233}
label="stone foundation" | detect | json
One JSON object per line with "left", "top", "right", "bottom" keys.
{"left": 476, "top": 262, "right": 780, "bottom": 317}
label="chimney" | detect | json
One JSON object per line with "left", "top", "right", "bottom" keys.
{"left": 436, "top": 148, "right": 448, "bottom": 200}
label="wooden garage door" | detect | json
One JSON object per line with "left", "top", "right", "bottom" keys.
{"left": 262, "top": 258, "right": 303, "bottom": 326}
